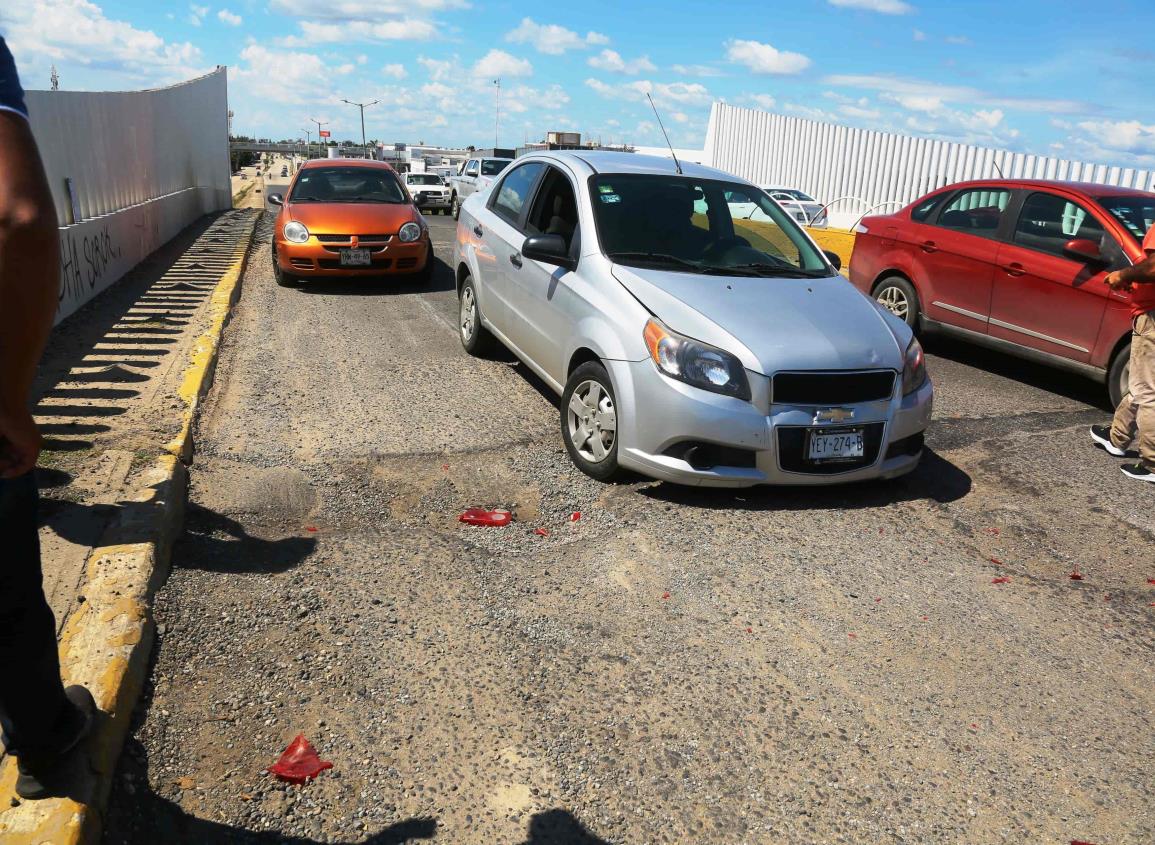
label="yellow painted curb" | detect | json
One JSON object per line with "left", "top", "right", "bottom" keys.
{"left": 0, "top": 210, "right": 258, "bottom": 844}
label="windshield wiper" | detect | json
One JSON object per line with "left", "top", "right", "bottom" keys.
{"left": 608, "top": 252, "right": 711, "bottom": 273}
{"left": 725, "top": 263, "right": 831, "bottom": 278}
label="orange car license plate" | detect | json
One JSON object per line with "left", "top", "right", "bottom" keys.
{"left": 340, "top": 248, "right": 371, "bottom": 266}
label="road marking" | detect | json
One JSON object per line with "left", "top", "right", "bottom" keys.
{"left": 414, "top": 290, "right": 457, "bottom": 333}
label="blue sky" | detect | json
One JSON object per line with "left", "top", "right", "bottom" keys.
{"left": 3, "top": 0, "right": 1154, "bottom": 167}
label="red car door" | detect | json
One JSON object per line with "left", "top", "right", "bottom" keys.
{"left": 913, "top": 187, "right": 1011, "bottom": 335}
{"left": 989, "top": 190, "right": 1120, "bottom": 364}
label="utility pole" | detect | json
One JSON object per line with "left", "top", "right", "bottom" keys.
{"left": 50, "top": 65, "right": 59, "bottom": 91}
{"left": 309, "top": 117, "right": 329, "bottom": 157}
{"left": 341, "top": 98, "right": 378, "bottom": 159}
{"left": 301, "top": 128, "right": 312, "bottom": 160}
{"left": 493, "top": 78, "right": 501, "bottom": 150}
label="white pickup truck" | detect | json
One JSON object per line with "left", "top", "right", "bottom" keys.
{"left": 449, "top": 156, "right": 513, "bottom": 219}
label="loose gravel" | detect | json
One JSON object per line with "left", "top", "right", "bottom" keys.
{"left": 103, "top": 212, "right": 1155, "bottom": 845}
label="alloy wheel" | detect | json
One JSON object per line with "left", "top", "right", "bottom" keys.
{"left": 876, "top": 285, "right": 909, "bottom": 320}
{"left": 566, "top": 379, "right": 617, "bottom": 463}
{"left": 460, "top": 286, "right": 477, "bottom": 342}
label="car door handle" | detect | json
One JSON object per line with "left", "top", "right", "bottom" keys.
{"left": 472, "top": 225, "right": 483, "bottom": 237}
{"left": 1002, "top": 263, "right": 1026, "bottom": 277}
{"left": 920, "top": 240, "right": 937, "bottom": 253}
{"left": 509, "top": 253, "right": 523, "bottom": 269}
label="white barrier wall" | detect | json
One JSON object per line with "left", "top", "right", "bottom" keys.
{"left": 24, "top": 68, "right": 232, "bottom": 323}
{"left": 704, "top": 103, "right": 1155, "bottom": 230}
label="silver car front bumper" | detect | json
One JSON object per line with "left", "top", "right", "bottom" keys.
{"left": 608, "top": 359, "right": 933, "bottom": 487}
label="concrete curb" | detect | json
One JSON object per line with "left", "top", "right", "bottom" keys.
{"left": 0, "top": 210, "right": 259, "bottom": 845}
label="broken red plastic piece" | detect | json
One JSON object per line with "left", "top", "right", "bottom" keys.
{"left": 441, "top": 464, "right": 450, "bottom": 471}
{"left": 746, "top": 627, "right": 753, "bottom": 634}
{"left": 305, "top": 526, "right": 318, "bottom": 533}
{"left": 847, "top": 633, "right": 857, "bottom": 639}
{"left": 1070, "top": 840, "right": 1100, "bottom": 845}
{"left": 985, "top": 527, "right": 1000, "bottom": 536}
{"left": 1070, "top": 564, "right": 1083, "bottom": 581}
{"left": 921, "top": 615, "right": 929, "bottom": 621}
{"left": 970, "top": 723, "right": 978, "bottom": 729}
{"left": 458, "top": 508, "right": 512, "bottom": 527}
{"left": 989, "top": 557, "right": 1004, "bottom": 566}
{"left": 1147, "top": 578, "right": 1155, "bottom": 585}
{"left": 569, "top": 511, "right": 581, "bottom": 522}
{"left": 267, "top": 735, "right": 332, "bottom": 784}
{"left": 991, "top": 577, "right": 1011, "bottom": 584}
{"left": 533, "top": 527, "right": 549, "bottom": 537}
{"left": 874, "top": 597, "right": 882, "bottom": 603}
{"left": 661, "top": 591, "right": 670, "bottom": 600}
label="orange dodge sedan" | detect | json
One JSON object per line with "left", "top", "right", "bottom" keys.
{"left": 269, "top": 159, "right": 433, "bottom": 286}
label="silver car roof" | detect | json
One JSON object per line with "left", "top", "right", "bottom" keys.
{"left": 523, "top": 150, "right": 753, "bottom": 185}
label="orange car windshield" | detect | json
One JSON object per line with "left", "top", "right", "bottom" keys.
{"left": 290, "top": 167, "right": 407, "bottom": 204}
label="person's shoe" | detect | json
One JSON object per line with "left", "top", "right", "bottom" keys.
{"left": 1090, "top": 425, "right": 1133, "bottom": 457}
{"left": 1121, "top": 463, "right": 1155, "bottom": 483}
{"left": 14, "top": 686, "right": 97, "bottom": 800}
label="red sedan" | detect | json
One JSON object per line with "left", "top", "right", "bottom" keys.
{"left": 849, "top": 179, "right": 1155, "bottom": 405}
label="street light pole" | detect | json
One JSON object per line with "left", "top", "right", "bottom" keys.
{"left": 493, "top": 78, "right": 501, "bottom": 151}
{"left": 310, "top": 117, "right": 329, "bottom": 157}
{"left": 301, "top": 128, "right": 312, "bottom": 160}
{"left": 341, "top": 98, "right": 378, "bottom": 159}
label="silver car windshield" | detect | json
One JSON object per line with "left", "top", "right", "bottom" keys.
{"left": 592, "top": 175, "right": 830, "bottom": 278}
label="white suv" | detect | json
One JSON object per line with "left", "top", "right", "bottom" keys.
{"left": 404, "top": 172, "right": 452, "bottom": 215}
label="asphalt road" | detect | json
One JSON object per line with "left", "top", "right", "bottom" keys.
{"left": 104, "top": 212, "right": 1154, "bottom": 845}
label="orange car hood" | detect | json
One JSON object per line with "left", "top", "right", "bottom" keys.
{"left": 286, "top": 201, "right": 418, "bottom": 235}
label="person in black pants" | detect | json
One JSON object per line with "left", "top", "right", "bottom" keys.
{"left": 0, "top": 35, "right": 96, "bottom": 800}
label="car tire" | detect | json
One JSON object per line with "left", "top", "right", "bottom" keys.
{"left": 1108, "top": 341, "right": 1130, "bottom": 409}
{"left": 459, "top": 275, "right": 497, "bottom": 356}
{"left": 272, "top": 243, "right": 298, "bottom": 287}
{"left": 561, "top": 361, "right": 625, "bottom": 483}
{"left": 872, "top": 275, "right": 920, "bottom": 330}
{"left": 451, "top": 194, "right": 461, "bottom": 220}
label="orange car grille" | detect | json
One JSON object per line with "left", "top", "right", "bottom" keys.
{"left": 315, "top": 234, "right": 392, "bottom": 243}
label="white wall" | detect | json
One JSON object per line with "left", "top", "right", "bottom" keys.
{"left": 704, "top": 103, "right": 1155, "bottom": 230}
{"left": 633, "top": 145, "right": 712, "bottom": 166}
{"left": 24, "top": 68, "right": 232, "bottom": 323}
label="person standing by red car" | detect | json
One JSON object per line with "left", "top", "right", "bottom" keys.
{"left": 1090, "top": 226, "right": 1155, "bottom": 483}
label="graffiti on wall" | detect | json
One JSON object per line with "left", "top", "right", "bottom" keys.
{"left": 58, "top": 225, "right": 122, "bottom": 312}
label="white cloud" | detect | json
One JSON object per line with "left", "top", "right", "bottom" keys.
{"left": 671, "top": 63, "right": 725, "bottom": 77}
{"left": 745, "top": 93, "right": 777, "bottom": 110}
{"left": 826, "top": 73, "right": 1093, "bottom": 115}
{"left": 502, "top": 83, "right": 570, "bottom": 114}
{"left": 281, "top": 18, "right": 437, "bottom": 45}
{"left": 883, "top": 93, "right": 944, "bottom": 112}
{"left": 1074, "top": 119, "right": 1155, "bottom": 156}
{"left": 418, "top": 56, "right": 454, "bottom": 81}
{"left": 945, "top": 34, "right": 971, "bottom": 45}
{"left": 587, "top": 49, "right": 655, "bottom": 75}
{"left": 828, "top": 0, "right": 914, "bottom": 13}
{"left": 233, "top": 43, "right": 352, "bottom": 105}
{"left": 473, "top": 49, "right": 533, "bottom": 79}
{"left": 504, "top": 18, "right": 607, "bottom": 55}
{"left": 2, "top": 0, "right": 205, "bottom": 84}
{"left": 382, "top": 63, "right": 407, "bottom": 79}
{"left": 268, "top": 0, "right": 468, "bottom": 18}
{"left": 188, "top": 4, "right": 208, "bottom": 26}
{"left": 726, "top": 40, "right": 811, "bottom": 75}
{"left": 671, "top": 111, "right": 689, "bottom": 123}
{"left": 217, "top": 9, "right": 242, "bottom": 26}
{"left": 913, "top": 29, "right": 926, "bottom": 41}
{"left": 585, "top": 78, "right": 712, "bottom": 108}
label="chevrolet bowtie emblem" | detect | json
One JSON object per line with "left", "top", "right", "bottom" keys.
{"left": 814, "top": 407, "right": 855, "bottom": 424}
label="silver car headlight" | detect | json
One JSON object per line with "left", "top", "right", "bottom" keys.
{"left": 283, "top": 221, "right": 309, "bottom": 243}
{"left": 902, "top": 337, "right": 928, "bottom": 396}
{"left": 644, "top": 319, "right": 751, "bottom": 401}
{"left": 398, "top": 222, "right": 421, "bottom": 243}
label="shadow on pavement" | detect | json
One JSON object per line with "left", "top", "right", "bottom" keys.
{"left": 290, "top": 256, "right": 455, "bottom": 297}
{"left": 104, "top": 738, "right": 436, "bottom": 844}
{"left": 519, "top": 809, "right": 611, "bottom": 844}
{"left": 175, "top": 503, "right": 316, "bottom": 574}
{"left": 639, "top": 447, "right": 970, "bottom": 510}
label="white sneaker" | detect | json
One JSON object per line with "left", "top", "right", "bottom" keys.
{"left": 1090, "top": 425, "right": 1128, "bottom": 457}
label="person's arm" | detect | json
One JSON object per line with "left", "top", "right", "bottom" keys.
{"left": 1105, "top": 251, "right": 1155, "bottom": 291}
{"left": 0, "top": 110, "right": 60, "bottom": 477}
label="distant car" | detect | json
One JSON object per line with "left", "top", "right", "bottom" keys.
{"left": 404, "top": 173, "right": 452, "bottom": 214}
{"left": 849, "top": 179, "right": 1155, "bottom": 405}
{"left": 450, "top": 157, "right": 513, "bottom": 219}
{"left": 454, "top": 151, "right": 932, "bottom": 487}
{"left": 762, "top": 186, "right": 828, "bottom": 228}
{"left": 268, "top": 159, "right": 432, "bottom": 287}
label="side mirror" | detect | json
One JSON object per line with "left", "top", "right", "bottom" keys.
{"left": 823, "top": 250, "right": 842, "bottom": 271}
{"left": 522, "top": 234, "right": 576, "bottom": 271}
{"left": 1063, "top": 238, "right": 1103, "bottom": 263}
{"left": 268, "top": 193, "right": 284, "bottom": 206}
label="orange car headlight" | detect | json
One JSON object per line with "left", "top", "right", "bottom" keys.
{"left": 398, "top": 222, "right": 421, "bottom": 243}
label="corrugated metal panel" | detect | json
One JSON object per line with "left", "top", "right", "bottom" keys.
{"left": 705, "top": 103, "right": 1155, "bottom": 228}
{"left": 25, "top": 68, "right": 231, "bottom": 224}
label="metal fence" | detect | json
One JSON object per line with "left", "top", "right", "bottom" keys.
{"left": 26, "top": 67, "right": 231, "bottom": 224}
{"left": 703, "top": 103, "right": 1155, "bottom": 230}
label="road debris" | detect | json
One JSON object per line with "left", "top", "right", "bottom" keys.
{"left": 459, "top": 508, "right": 513, "bottom": 527}
{"left": 267, "top": 735, "right": 333, "bottom": 785}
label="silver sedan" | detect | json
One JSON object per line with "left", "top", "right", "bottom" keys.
{"left": 453, "top": 151, "right": 933, "bottom": 487}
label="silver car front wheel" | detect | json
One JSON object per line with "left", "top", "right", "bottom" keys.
{"left": 561, "top": 362, "right": 624, "bottom": 482}
{"left": 458, "top": 275, "right": 496, "bottom": 356}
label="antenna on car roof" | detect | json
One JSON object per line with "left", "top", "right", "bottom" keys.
{"left": 646, "top": 93, "right": 682, "bottom": 175}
